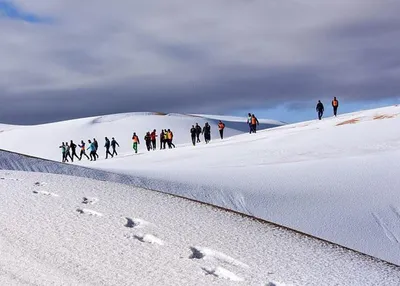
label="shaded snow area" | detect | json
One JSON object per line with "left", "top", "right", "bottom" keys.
{"left": 0, "top": 170, "right": 399, "bottom": 285}
{"left": 1, "top": 105, "right": 400, "bottom": 266}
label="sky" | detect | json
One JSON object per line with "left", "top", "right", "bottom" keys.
{"left": 0, "top": 0, "right": 399, "bottom": 124}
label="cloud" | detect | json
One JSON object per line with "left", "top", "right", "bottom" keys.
{"left": 0, "top": 0, "right": 399, "bottom": 123}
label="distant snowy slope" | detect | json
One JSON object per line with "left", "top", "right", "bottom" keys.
{"left": 0, "top": 112, "right": 282, "bottom": 161}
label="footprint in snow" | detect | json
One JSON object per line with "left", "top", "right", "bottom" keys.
{"left": 124, "top": 217, "right": 151, "bottom": 228}
{"left": 34, "top": 182, "right": 47, "bottom": 186}
{"left": 127, "top": 233, "right": 164, "bottom": 245}
{"left": 33, "top": 190, "right": 59, "bottom": 197}
{"left": 189, "top": 246, "right": 249, "bottom": 269}
{"left": 82, "top": 197, "right": 99, "bottom": 205}
{"left": 0, "top": 177, "right": 20, "bottom": 181}
{"left": 76, "top": 208, "right": 103, "bottom": 217}
{"left": 202, "top": 266, "right": 244, "bottom": 282}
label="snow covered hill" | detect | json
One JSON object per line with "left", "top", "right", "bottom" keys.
{"left": 0, "top": 164, "right": 399, "bottom": 284}
{"left": 0, "top": 112, "right": 283, "bottom": 161}
{"left": 1, "top": 106, "right": 400, "bottom": 266}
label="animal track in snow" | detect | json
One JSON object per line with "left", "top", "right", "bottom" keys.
{"left": 76, "top": 208, "right": 103, "bottom": 217}
{"left": 82, "top": 197, "right": 99, "bottom": 205}
{"left": 190, "top": 246, "right": 249, "bottom": 269}
{"left": 132, "top": 233, "right": 164, "bottom": 245}
{"left": 124, "top": 217, "right": 150, "bottom": 228}
{"left": 202, "top": 266, "right": 244, "bottom": 282}
{"left": 33, "top": 190, "right": 59, "bottom": 197}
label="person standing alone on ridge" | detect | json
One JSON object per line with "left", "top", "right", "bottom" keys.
{"left": 104, "top": 137, "right": 113, "bottom": 159}
{"left": 78, "top": 140, "right": 90, "bottom": 160}
{"left": 132, "top": 132, "right": 140, "bottom": 153}
{"left": 218, "top": 120, "right": 225, "bottom": 139}
{"left": 247, "top": 113, "right": 253, "bottom": 133}
{"left": 190, "top": 125, "right": 197, "bottom": 146}
{"left": 316, "top": 100, "right": 324, "bottom": 120}
{"left": 332, "top": 97, "right": 339, "bottom": 117}
{"left": 195, "top": 123, "right": 202, "bottom": 143}
{"left": 111, "top": 137, "right": 119, "bottom": 156}
{"left": 202, "top": 122, "right": 211, "bottom": 144}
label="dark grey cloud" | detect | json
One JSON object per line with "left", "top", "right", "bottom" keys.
{"left": 1, "top": 0, "right": 400, "bottom": 124}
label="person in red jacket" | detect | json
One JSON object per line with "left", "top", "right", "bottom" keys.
{"left": 150, "top": 129, "right": 157, "bottom": 150}
{"left": 218, "top": 121, "right": 225, "bottom": 139}
{"left": 332, "top": 97, "right": 339, "bottom": 117}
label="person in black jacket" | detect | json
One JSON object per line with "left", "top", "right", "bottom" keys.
{"left": 316, "top": 100, "right": 324, "bottom": 120}
{"left": 195, "top": 123, "right": 202, "bottom": 143}
{"left": 93, "top": 138, "right": 99, "bottom": 158}
{"left": 332, "top": 97, "right": 339, "bottom": 117}
{"left": 190, "top": 125, "right": 197, "bottom": 146}
{"left": 78, "top": 140, "right": 90, "bottom": 160}
{"left": 202, "top": 122, "right": 211, "bottom": 144}
{"left": 104, "top": 137, "right": 113, "bottom": 159}
{"left": 144, "top": 132, "right": 152, "bottom": 151}
{"left": 69, "top": 140, "right": 80, "bottom": 162}
{"left": 111, "top": 137, "right": 119, "bottom": 156}
{"left": 160, "top": 130, "right": 165, "bottom": 150}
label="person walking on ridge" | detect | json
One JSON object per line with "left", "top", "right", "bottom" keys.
{"left": 93, "top": 138, "right": 99, "bottom": 159}
{"left": 247, "top": 113, "right": 253, "bottom": 133}
{"left": 190, "top": 125, "right": 197, "bottom": 146}
{"left": 111, "top": 137, "right": 119, "bottom": 156}
{"left": 218, "top": 120, "right": 225, "bottom": 139}
{"left": 78, "top": 140, "right": 90, "bottom": 160}
{"left": 144, "top": 132, "right": 152, "bottom": 151}
{"left": 87, "top": 140, "right": 96, "bottom": 161}
{"left": 104, "top": 137, "right": 113, "bottom": 159}
{"left": 332, "top": 97, "right": 339, "bottom": 117}
{"left": 132, "top": 132, "right": 140, "bottom": 153}
{"left": 195, "top": 123, "right": 202, "bottom": 143}
{"left": 167, "top": 129, "right": 175, "bottom": 148}
{"left": 65, "top": 142, "right": 73, "bottom": 162}
{"left": 316, "top": 100, "right": 324, "bottom": 120}
{"left": 202, "top": 122, "right": 211, "bottom": 144}
{"left": 250, "top": 114, "right": 259, "bottom": 133}
{"left": 160, "top": 130, "right": 165, "bottom": 150}
{"left": 150, "top": 129, "right": 157, "bottom": 150}
{"left": 59, "top": 142, "right": 67, "bottom": 162}
{"left": 70, "top": 140, "right": 80, "bottom": 162}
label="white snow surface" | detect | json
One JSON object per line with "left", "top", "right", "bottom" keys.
{"left": 0, "top": 170, "right": 398, "bottom": 285}
{"left": 1, "top": 106, "right": 400, "bottom": 265}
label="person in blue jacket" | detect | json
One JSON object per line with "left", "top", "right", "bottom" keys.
{"left": 87, "top": 139, "right": 97, "bottom": 161}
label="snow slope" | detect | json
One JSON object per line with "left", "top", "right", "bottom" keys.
{"left": 0, "top": 168, "right": 399, "bottom": 285}
{"left": 0, "top": 112, "right": 283, "bottom": 161}
{"left": 1, "top": 106, "right": 400, "bottom": 266}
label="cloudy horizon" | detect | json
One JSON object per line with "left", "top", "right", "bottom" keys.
{"left": 0, "top": 0, "right": 399, "bottom": 124}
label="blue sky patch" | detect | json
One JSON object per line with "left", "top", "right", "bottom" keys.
{"left": 0, "top": 1, "right": 52, "bottom": 23}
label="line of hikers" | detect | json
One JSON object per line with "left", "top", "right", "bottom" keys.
{"left": 189, "top": 120, "right": 226, "bottom": 146}
{"left": 59, "top": 137, "right": 119, "bottom": 162}
{"left": 316, "top": 97, "right": 339, "bottom": 120}
{"left": 131, "top": 129, "right": 176, "bottom": 153}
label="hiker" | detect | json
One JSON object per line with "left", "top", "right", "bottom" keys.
{"left": 218, "top": 121, "right": 225, "bottom": 139}
{"left": 160, "top": 130, "right": 165, "bottom": 150}
{"left": 150, "top": 129, "right": 157, "bottom": 150}
{"left": 190, "top": 125, "right": 197, "bottom": 146}
{"left": 132, "top": 132, "right": 140, "bottom": 153}
{"left": 250, "top": 114, "right": 259, "bottom": 133}
{"left": 104, "top": 137, "right": 113, "bottom": 159}
{"left": 144, "top": 132, "right": 152, "bottom": 151}
{"left": 247, "top": 113, "right": 253, "bottom": 133}
{"left": 167, "top": 129, "right": 175, "bottom": 148}
{"left": 65, "top": 142, "right": 73, "bottom": 162}
{"left": 59, "top": 142, "right": 67, "bottom": 162}
{"left": 195, "top": 123, "right": 202, "bottom": 143}
{"left": 70, "top": 140, "right": 80, "bottom": 161}
{"left": 78, "top": 140, "right": 90, "bottom": 160}
{"left": 332, "top": 97, "right": 339, "bottom": 117}
{"left": 163, "top": 129, "right": 168, "bottom": 149}
{"left": 93, "top": 138, "right": 99, "bottom": 158}
{"left": 316, "top": 100, "right": 324, "bottom": 120}
{"left": 202, "top": 122, "right": 211, "bottom": 144}
{"left": 111, "top": 137, "right": 119, "bottom": 156}
{"left": 87, "top": 139, "right": 96, "bottom": 161}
